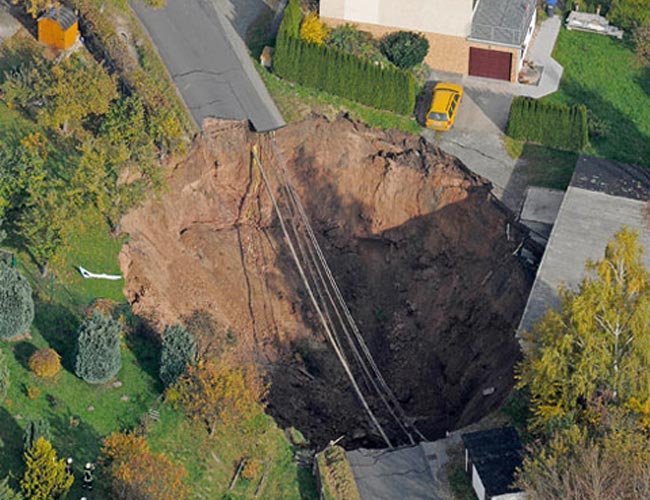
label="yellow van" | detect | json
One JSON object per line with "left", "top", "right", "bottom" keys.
{"left": 425, "top": 83, "right": 463, "bottom": 131}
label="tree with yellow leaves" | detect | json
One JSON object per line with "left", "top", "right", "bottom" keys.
{"left": 101, "top": 431, "right": 188, "bottom": 500}
{"left": 517, "top": 227, "right": 650, "bottom": 432}
{"left": 171, "top": 361, "right": 267, "bottom": 437}
{"left": 300, "top": 12, "right": 329, "bottom": 45}
{"left": 20, "top": 437, "right": 73, "bottom": 499}
{"left": 516, "top": 228, "right": 650, "bottom": 498}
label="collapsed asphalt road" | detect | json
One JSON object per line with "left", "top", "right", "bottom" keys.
{"left": 132, "top": 0, "right": 285, "bottom": 132}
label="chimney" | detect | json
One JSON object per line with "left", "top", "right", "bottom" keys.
{"left": 596, "top": 4, "right": 601, "bottom": 15}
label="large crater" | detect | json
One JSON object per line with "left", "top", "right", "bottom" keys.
{"left": 119, "top": 115, "right": 533, "bottom": 448}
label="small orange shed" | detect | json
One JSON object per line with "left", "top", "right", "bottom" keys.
{"left": 38, "top": 6, "right": 78, "bottom": 50}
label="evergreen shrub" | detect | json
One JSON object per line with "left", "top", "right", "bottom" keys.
{"left": 275, "top": 0, "right": 416, "bottom": 115}
{"left": 506, "top": 97, "right": 588, "bottom": 151}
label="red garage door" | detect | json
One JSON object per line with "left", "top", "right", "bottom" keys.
{"left": 469, "top": 47, "right": 512, "bottom": 81}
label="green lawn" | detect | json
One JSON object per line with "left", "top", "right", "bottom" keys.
{"left": 148, "top": 407, "right": 318, "bottom": 500}
{"left": 543, "top": 29, "right": 650, "bottom": 166}
{"left": 505, "top": 138, "right": 579, "bottom": 190}
{"left": 258, "top": 64, "right": 422, "bottom": 134}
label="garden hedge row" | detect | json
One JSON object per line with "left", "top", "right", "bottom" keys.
{"left": 274, "top": 0, "right": 416, "bottom": 115}
{"left": 506, "top": 97, "right": 588, "bottom": 151}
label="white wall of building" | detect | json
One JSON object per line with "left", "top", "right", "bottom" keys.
{"left": 518, "top": 9, "right": 537, "bottom": 72}
{"left": 320, "top": 0, "right": 474, "bottom": 38}
{"left": 472, "top": 465, "right": 487, "bottom": 500}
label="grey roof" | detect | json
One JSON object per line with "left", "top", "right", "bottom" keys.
{"left": 462, "top": 427, "right": 523, "bottom": 497}
{"left": 471, "top": 0, "right": 536, "bottom": 46}
{"left": 40, "top": 6, "right": 77, "bottom": 31}
{"left": 518, "top": 156, "right": 650, "bottom": 335}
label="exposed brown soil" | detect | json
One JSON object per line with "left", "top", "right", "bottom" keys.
{"left": 119, "top": 115, "right": 532, "bottom": 448}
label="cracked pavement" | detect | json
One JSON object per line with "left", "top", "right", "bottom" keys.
{"left": 422, "top": 86, "right": 528, "bottom": 212}
{"left": 132, "top": 0, "right": 284, "bottom": 132}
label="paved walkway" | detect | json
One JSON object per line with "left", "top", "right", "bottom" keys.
{"left": 133, "top": 0, "right": 285, "bottom": 132}
{"left": 516, "top": 16, "right": 563, "bottom": 98}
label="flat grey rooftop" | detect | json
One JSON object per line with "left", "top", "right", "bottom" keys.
{"left": 347, "top": 446, "right": 438, "bottom": 500}
{"left": 519, "top": 157, "right": 650, "bottom": 335}
{"left": 520, "top": 187, "right": 564, "bottom": 226}
{"left": 471, "top": 0, "right": 536, "bottom": 46}
{"left": 133, "top": 0, "right": 285, "bottom": 132}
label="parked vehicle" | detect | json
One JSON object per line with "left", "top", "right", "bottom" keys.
{"left": 426, "top": 83, "right": 463, "bottom": 131}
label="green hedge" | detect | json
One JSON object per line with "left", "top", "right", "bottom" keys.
{"left": 274, "top": 0, "right": 416, "bottom": 115}
{"left": 506, "top": 97, "right": 588, "bottom": 151}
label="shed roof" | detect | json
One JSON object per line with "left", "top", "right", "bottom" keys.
{"left": 462, "top": 427, "right": 523, "bottom": 497}
{"left": 470, "top": 0, "right": 536, "bottom": 46}
{"left": 39, "top": 6, "right": 78, "bottom": 31}
{"left": 518, "top": 156, "right": 650, "bottom": 334}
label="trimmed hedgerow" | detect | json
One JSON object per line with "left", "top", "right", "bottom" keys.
{"left": 506, "top": 97, "right": 588, "bottom": 151}
{"left": 274, "top": 0, "right": 416, "bottom": 115}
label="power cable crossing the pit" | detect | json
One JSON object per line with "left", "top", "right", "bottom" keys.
{"left": 252, "top": 137, "right": 424, "bottom": 448}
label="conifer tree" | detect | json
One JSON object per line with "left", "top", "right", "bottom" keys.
{"left": 20, "top": 437, "right": 73, "bottom": 500}
{"left": 0, "top": 477, "right": 22, "bottom": 500}
{"left": 159, "top": 324, "right": 196, "bottom": 387}
{"left": 0, "top": 263, "right": 34, "bottom": 340}
{"left": 74, "top": 311, "right": 122, "bottom": 384}
{"left": 23, "top": 417, "right": 52, "bottom": 452}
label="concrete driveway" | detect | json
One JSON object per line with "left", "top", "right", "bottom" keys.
{"left": 421, "top": 82, "right": 527, "bottom": 211}
{"left": 132, "top": 0, "right": 284, "bottom": 132}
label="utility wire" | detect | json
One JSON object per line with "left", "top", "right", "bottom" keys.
{"left": 251, "top": 145, "right": 393, "bottom": 448}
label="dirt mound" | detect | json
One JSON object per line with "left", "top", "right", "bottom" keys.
{"left": 119, "top": 115, "right": 532, "bottom": 448}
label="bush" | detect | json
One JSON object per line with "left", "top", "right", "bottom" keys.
{"left": 300, "top": 12, "right": 329, "bottom": 45}
{"left": 28, "top": 349, "right": 61, "bottom": 378}
{"left": 328, "top": 24, "right": 374, "bottom": 55}
{"left": 275, "top": 0, "right": 416, "bottom": 115}
{"left": 74, "top": 311, "right": 122, "bottom": 384}
{"left": 0, "top": 350, "right": 9, "bottom": 403}
{"left": 23, "top": 417, "right": 52, "bottom": 452}
{"left": 0, "top": 263, "right": 34, "bottom": 340}
{"left": 25, "top": 386, "right": 40, "bottom": 400}
{"left": 159, "top": 324, "right": 196, "bottom": 387}
{"left": 506, "top": 97, "right": 588, "bottom": 151}
{"left": 379, "top": 31, "right": 429, "bottom": 69}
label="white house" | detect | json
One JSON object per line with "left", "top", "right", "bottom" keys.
{"left": 462, "top": 427, "right": 526, "bottom": 500}
{"left": 319, "top": 0, "right": 537, "bottom": 82}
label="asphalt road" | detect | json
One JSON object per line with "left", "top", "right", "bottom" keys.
{"left": 132, "top": 0, "right": 285, "bottom": 132}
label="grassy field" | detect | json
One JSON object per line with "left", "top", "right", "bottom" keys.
{"left": 258, "top": 64, "right": 422, "bottom": 134}
{"left": 148, "top": 407, "right": 317, "bottom": 499}
{"left": 543, "top": 29, "right": 650, "bottom": 166}
{"left": 504, "top": 137, "right": 579, "bottom": 190}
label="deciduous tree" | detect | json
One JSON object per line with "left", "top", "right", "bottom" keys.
{"left": 171, "top": 361, "right": 267, "bottom": 436}
{"left": 609, "top": 0, "right": 650, "bottom": 30}
{"left": 20, "top": 437, "right": 73, "bottom": 500}
{"left": 0, "top": 262, "right": 34, "bottom": 340}
{"left": 37, "top": 54, "right": 117, "bottom": 135}
{"left": 74, "top": 311, "right": 122, "bottom": 384}
{"left": 634, "top": 22, "right": 650, "bottom": 65}
{"left": 101, "top": 431, "right": 188, "bottom": 500}
{"left": 517, "top": 228, "right": 650, "bottom": 432}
